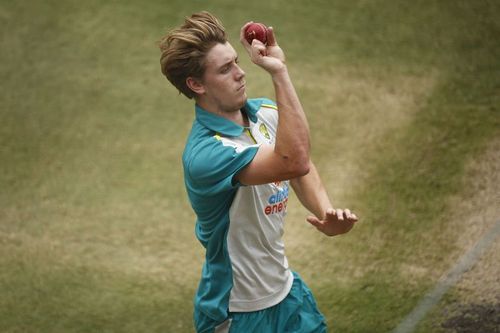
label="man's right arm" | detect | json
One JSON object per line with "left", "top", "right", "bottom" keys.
{"left": 235, "top": 24, "right": 310, "bottom": 185}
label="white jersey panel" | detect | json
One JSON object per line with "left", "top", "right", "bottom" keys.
{"left": 226, "top": 104, "right": 294, "bottom": 312}
{"left": 227, "top": 182, "right": 293, "bottom": 312}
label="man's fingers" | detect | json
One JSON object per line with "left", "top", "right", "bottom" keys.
{"left": 344, "top": 209, "right": 359, "bottom": 222}
{"left": 267, "top": 26, "right": 277, "bottom": 46}
{"left": 347, "top": 208, "right": 359, "bottom": 221}
{"left": 247, "top": 39, "right": 268, "bottom": 62}
{"left": 326, "top": 208, "right": 359, "bottom": 222}
{"left": 240, "top": 21, "right": 254, "bottom": 46}
{"left": 251, "top": 39, "right": 267, "bottom": 54}
{"left": 325, "top": 208, "right": 335, "bottom": 218}
{"left": 306, "top": 216, "right": 323, "bottom": 229}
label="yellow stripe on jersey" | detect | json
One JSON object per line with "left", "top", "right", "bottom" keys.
{"left": 244, "top": 129, "right": 257, "bottom": 144}
{"left": 261, "top": 103, "right": 278, "bottom": 110}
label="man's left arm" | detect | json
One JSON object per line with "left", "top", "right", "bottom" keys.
{"left": 290, "top": 161, "right": 358, "bottom": 236}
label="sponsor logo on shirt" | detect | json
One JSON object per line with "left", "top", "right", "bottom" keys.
{"left": 264, "top": 183, "right": 289, "bottom": 215}
{"left": 259, "top": 123, "right": 271, "bottom": 140}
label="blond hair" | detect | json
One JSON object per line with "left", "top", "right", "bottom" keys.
{"left": 159, "top": 12, "right": 227, "bottom": 99}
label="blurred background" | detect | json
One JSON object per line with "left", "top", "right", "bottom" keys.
{"left": 1, "top": 0, "right": 498, "bottom": 332}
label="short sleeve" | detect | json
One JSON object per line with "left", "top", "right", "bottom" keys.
{"left": 187, "top": 138, "right": 259, "bottom": 195}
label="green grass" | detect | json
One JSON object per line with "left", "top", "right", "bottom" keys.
{"left": 1, "top": 0, "right": 499, "bottom": 332}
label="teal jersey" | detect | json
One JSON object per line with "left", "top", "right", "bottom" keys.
{"left": 183, "top": 98, "right": 293, "bottom": 329}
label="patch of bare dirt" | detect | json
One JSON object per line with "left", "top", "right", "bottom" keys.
{"left": 436, "top": 136, "right": 500, "bottom": 332}
{"left": 441, "top": 302, "right": 500, "bottom": 333}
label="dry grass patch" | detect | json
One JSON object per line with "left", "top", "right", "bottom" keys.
{"left": 298, "top": 66, "right": 438, "bottom": 200}
{"left": 414, "top": 136, "right": 500, "bottom": 332}
{"left": 284, "top": 67, "right": 440, "bottom": 281}
{"left": 444, "top": 136, "right": 500, "bottom": 304}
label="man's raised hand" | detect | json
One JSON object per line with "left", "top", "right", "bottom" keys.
{"left": 240, "top": 22, "right": 286, "bottom": 74}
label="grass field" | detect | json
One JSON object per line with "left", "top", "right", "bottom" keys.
{"left": 1, "top": 0, "right": 499, "bottom": 332}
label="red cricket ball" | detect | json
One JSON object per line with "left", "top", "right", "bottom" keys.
{"left": 244, "top": 22, "right": 268, "bottom": 45}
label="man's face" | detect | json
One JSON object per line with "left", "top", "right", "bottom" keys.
{"left": 199, "top": 42, "right": 247, "bottom": 113}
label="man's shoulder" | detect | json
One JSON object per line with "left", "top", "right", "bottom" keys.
{"left": 248, "top": 97, "right": 278, "bottom": 113}
{"left": 248, "top": 98, "right": 279, "bottom": 130}
{"left": 183, "top": 128, "right": 247, "bottom": 177}
{"left": 183, "top": 123, "right": 221, "bottom": 164}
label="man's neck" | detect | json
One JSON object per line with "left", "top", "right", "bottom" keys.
{"left": 196, "top": 100, "right": 249, "bottom": 127}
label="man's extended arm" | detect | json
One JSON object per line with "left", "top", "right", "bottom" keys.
{"left": 291, "top": 161, "right": 358, "bottom": 236}
{"left": 235, "top": 24, "right": 310, "bottom": 185}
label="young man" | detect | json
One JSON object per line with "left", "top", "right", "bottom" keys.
{"left": 159, "top": 12, "right": 358, "bottom": 333}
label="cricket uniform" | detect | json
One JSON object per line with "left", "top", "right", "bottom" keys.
{"left": 183, "top": 98, "right": 326, "bottom": 333}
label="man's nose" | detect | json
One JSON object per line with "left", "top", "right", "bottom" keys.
{"left": 235, "top": 64, "right": 245, "bottom": 79}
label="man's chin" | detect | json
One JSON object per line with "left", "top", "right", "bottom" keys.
{"left": 237, "top": 95, "right": 247, "bottom": 109}
{"left": 238, "top": 99, "right": 247, "bottom": 110}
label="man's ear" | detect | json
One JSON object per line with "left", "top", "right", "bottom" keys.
{"left": 186, "top": 77, "right": 205, "bottom": 96}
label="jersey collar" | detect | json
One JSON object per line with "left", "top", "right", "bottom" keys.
{"left": 195, "top": 99, "right": 261, "bottom": 137}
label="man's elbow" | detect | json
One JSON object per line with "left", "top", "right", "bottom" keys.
{"left": 297, "top": 159, "right": 311, "bottom": 176}
{"left": 275, "top": 146, "right": 310, "bottom": 178}
{"left": 289, "top": 157, "right": 310, "bottom": 178}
